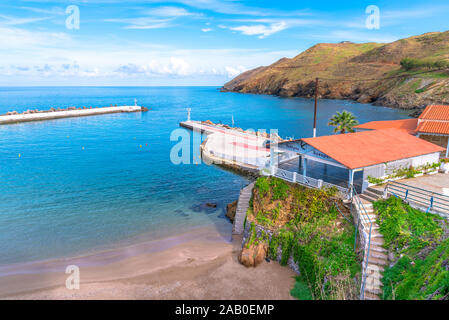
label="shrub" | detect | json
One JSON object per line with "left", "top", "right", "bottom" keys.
{"left": 290, "top": 278, "right": 313, "bottom": 300}
{"left": 256, "top": 210, "right": 272, "bottom": 227}
{"left": 255, "top": 177, "right": 270, "bottom": 197}
{"left": 400, "top": 57, "right": 449, "bottom": 71}
{"left": 367, "top": 176, "right": 384, "bottom": 185}
{"left": 374, "top": 197, "right": 449, "bottom": 300}
{"left": 269, "top": 234, "right": 280, "bottom": 260}
{"left": 374, "top": 197, "right": 442, "bottom": 253}
{"left": 250, "top": 176, "right": 360, "bottom": 299}
{"left": 270, "top": 178, "right": 290, "bottom": 200}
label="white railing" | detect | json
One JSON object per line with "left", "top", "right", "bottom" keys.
{"left": 351, "top": 186, "right": 374, "bottom": 300}
{"left": 272, "top": 167, "right": 349, "bottom": 197}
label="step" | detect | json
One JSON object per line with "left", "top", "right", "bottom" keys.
{"left": 356, "top": 200, "right": 373, "bottom": 209}
{"left": 366, "top": 251, "right": 388, "bottom": 260}
{"left": 365, "top": 270, "right": 383, "bottom": 280}
{"left": 365, "top": 277, "right": 383, "bottom": 288}
{"left": 369, "top": 231, "right": 383, "bottom": 239}
{"left": 366, "top": 187, "right": 385, "bottom": 196}
{"left": 363, "top": 262, "right": 386, "bottom": 273}
{"left": 359, "top": 207, "right": 374, "bottom": 213}
{"left": 359, "top": 220, "right": 377, "bottom": 226}
{"left": 359, "top": 215, "right": 377, "bottom": 221}
{"left": 368, "top": 237, "right": 384, "bottom": 246}
{"left": 369, "top": 245, "right": 387, "bottom": 254}
{"left": 365, "top": 256, "right": 387, "bottom": 266}
{"left": 364, "top": 292, "right": 380, "bottom": 300}
{"left": 362, "top": 259, "right": 385, "bottom": 272}
{"left": 360, "top": 201, "right": 373, "bottom": 208}
{"left": 365, "top": 287, "right": 382, "bottom": 296}
{"left": 361, "top": 222, "right": 379, "bottom": 229}
{"left": 362, "top": 190, "right": 381, "bottom": 200}
{"left": 359, "top": 211, "right": 376, "bottom": 216}
{"left": 360, "top": 194, "right": 379, "bottom": 203}
{"left": 366, "top": 263, "right": 385, "bottom": 272}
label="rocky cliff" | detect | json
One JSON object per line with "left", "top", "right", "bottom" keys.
{"left": 222, "top": 31, "right": 449, "bottom": 112}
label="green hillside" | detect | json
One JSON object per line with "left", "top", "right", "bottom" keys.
{"left": 222, "top": 31, "right": 449, "bottom": 110}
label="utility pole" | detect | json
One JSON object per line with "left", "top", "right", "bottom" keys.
{"left": 313, "top": 77, "right": 318, "bottom": 138}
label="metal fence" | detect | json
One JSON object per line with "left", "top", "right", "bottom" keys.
{"left": 384, "top": 181, "right": 449, "bottom": 215}
{"left": 351, "top": 185, "right": 373, "bottom": 300}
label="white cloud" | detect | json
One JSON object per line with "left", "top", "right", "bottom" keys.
{"left": 105, "top": 17, "right": 173, "bottom": 29}
{"left": 0, "top": 23, "right": 294, "bottom": 85}
{"left": 201, "top": 28, "right": 212, "bottom": 32}
{"left": 115, "top": 57, "right": 191, "bottom": 76}
{"left": 0, "top": 14, "right": 50, "bottom": 26}
{"left": 146, "top": 6, "right": 195, "bottom": 17}
{"left": 323, "top": 30, "right": 399, "bottom": 43}
{"left": 225, "top": 66, "right": 247, "bottom": 78}
{"left": 228, "top": 22, "right": 287, "bottom": 39}
{"left": 0, "top": 26, "right": 70, "bottom": 49}
{"left": 18, "top": 6, "right": 66, "bottom": 16}
{"left": 105, "top": 5, "right": 201, "bottom": 29}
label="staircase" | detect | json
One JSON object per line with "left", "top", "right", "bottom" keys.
{"left": 360, "top": 186, "right": 383, "bottom": 203}
{"left": 233, "top": 182, "right": 255, "bottom": 235}
{"left": 357, "top": 187, "right": 388, "bottom": 300}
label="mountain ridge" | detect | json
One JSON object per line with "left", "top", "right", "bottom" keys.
{"left": 221, "top": 31, "right": 449, "bottom": 112}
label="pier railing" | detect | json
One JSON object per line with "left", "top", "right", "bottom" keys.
{"left": 384, "top": 181, "right": 449, "bottom": 215}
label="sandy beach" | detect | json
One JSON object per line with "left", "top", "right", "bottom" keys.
{"left": 0, "top": 226, "right": 296, "bottom": 300}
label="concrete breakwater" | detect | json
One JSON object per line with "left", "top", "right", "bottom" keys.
{"left": 180, "top": 119, "right": 284, "bottom": 173}
{"left": 0, "top": 105, "right": 148, "bottom": 124}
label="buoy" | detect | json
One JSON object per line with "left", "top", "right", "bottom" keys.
{"left": 18, "top": 153, "right": 21, "bottom": 158}
{"left": 140, "top": 145, "right": 142, "bottom": 148}
{"left": 82, "top": 147, "right": 85, "bottom": 150}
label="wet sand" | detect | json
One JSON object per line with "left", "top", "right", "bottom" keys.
{"left": 0, "top": 226, "right": 296, "bottom": 300}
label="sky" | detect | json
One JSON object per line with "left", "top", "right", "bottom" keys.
{"left": 1, "top": 0, "right": 449, "bottom": 86}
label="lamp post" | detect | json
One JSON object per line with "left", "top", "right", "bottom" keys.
{"left": 313, "top": 77, "right": 318, "bottom": 138}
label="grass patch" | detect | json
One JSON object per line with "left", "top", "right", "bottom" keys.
{"left": 375, "top": 197, "right": 443, "bottom": 255}
{"left": 374, "top": 197, "right": 449, "bottom": 300}
{"left": 290, "top": 278, "right": 313, "bottom": 300}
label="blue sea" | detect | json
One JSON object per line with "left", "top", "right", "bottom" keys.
{"left": 0, "top": 86, "right": 410, "bottom": 266}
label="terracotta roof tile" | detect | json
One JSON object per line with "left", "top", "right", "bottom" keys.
{"left": 301, "top": 128, "right": 444, "bottom": 169}
{"left": 354, "top": 118, "right": 418, "bottom": 134}
{"left": 417, "top": 121, "right": 449, "bottom": 135}
{"left": 419, "top": 105, "right": 449, "bottom": 121}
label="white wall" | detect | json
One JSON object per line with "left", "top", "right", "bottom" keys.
{"left": 362, "top": 152, "right": 441, "bottom": 185}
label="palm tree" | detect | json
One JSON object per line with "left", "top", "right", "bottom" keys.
{"left": 328, "top": 111, "right": 359, "bottom": 134}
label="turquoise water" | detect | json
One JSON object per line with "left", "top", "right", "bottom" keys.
{"left": 0, "top": 87, "right": 410, "bottom": 265}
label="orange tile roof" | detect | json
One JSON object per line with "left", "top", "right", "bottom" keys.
{"left": 301, "top": 128, "right": 444, "bottom": 170}
{"left": 417, "top": 120, "right": 449, "bottom": 135}
{"left": 354, "top": 118, "right": 418, "bottom": 134}
{"left": 419, "top": 105, "right": 449, "bottom": 121}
